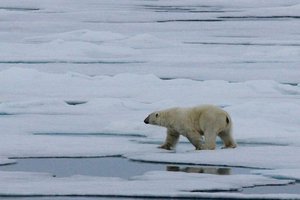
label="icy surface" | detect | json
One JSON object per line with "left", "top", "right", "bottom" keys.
{"left": 0, "top": 0, "right": 300, "bottom": 199}
{"left": 0, "top": 157, "right": 15, "bottom": 166}
{"left": 0, "top": 170, "right": 295, "bottom": 199}
{"left": 0, "top": 68, "right": 299, "bottom": 198}
{"left": 127, "top": 146, "right": 300, "bottom": 169}
{"left": 252, "top": 169, "right": 300, "bottom": 181}
{"left": 0, "top": 0, "right": 300, "bottom": 82}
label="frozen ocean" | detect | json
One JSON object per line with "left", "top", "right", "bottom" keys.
{"left": 0, "top": 0, "right": 300, "bottom": 199}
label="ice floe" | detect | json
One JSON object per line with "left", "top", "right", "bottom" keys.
{"left": 0, "top": 170, "right": 296, "bottom": 199}
{"left": 253, "top": 169, "right": 300, "bottom": 181}
{"left": 0, "top": 0, "right": 300, "bottom": 198}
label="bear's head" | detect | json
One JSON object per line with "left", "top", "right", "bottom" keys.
{"left": 144, "top": 111, "right": 164, "bottom": 126}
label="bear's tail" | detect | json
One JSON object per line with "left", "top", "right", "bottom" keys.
{"left": 226, "top": 116, "right": 230, "bottom": 124}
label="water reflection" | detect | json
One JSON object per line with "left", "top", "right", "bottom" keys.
{"left": 0, "top": 157, "right": 240, "bottom": 179}
{"left": 167, "top": 165, "right": 231, "bottom": 175}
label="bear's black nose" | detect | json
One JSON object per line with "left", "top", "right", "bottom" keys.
{"left": 144, "top": 116, "right": 149, "bottom": 124}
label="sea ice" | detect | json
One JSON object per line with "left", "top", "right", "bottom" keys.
{"left": 0, "top": 0, "right": 300, "bottom": 198}
{"left": 0, "top": 0, "right": 300, "bottom": 82}
{"left": 0, "top": 157, "right": 15, "bottom": 166}
{"left": 252, "top": 169, "right": 300, "bottom": 181}
{"left": 0, "top": 170, "right": 296, "bottom": 199}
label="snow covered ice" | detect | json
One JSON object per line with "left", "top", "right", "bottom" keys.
{"left": 0, "top": 0, "right": 300, "bottom": 199}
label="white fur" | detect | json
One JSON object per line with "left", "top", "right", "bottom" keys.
{"left": 144, "top": 105, "right": 237, "bottom": 150}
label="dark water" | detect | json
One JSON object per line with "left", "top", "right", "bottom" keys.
{"left": 243, "top": 183, "right": 300, "bottom": 194}
{"left": 0, "top": 157, "right": 247, "bottom": 179}
{"left": 0, "top": 157, "right": 299, "bottom": 199}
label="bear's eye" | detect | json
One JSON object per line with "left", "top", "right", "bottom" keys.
{"left": 155, "top": 113, "right": 159, "bottom": 118}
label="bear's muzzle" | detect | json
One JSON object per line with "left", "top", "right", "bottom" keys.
{"left": 144, "top": 116, "right": 150, "bottom": 124}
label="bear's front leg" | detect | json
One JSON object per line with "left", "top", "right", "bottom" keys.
{"left": 159, "top": 129, "right": 180, "bottom": 150}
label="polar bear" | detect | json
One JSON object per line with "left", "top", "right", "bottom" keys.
{"left": 144, "top": 105, "right": 236, "bottom": 150}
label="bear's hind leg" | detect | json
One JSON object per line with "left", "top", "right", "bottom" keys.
{"left": 203, "top": 130, "right": 217, "bottom": 150}
{"left": 219, "top": 129, "right": 237, "bottom": 149}
{"left": 186, "top": 131, "right": 203, "bottom": 150}
{"left": 159, "top": 129, "right": 180, "bottom": 150}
